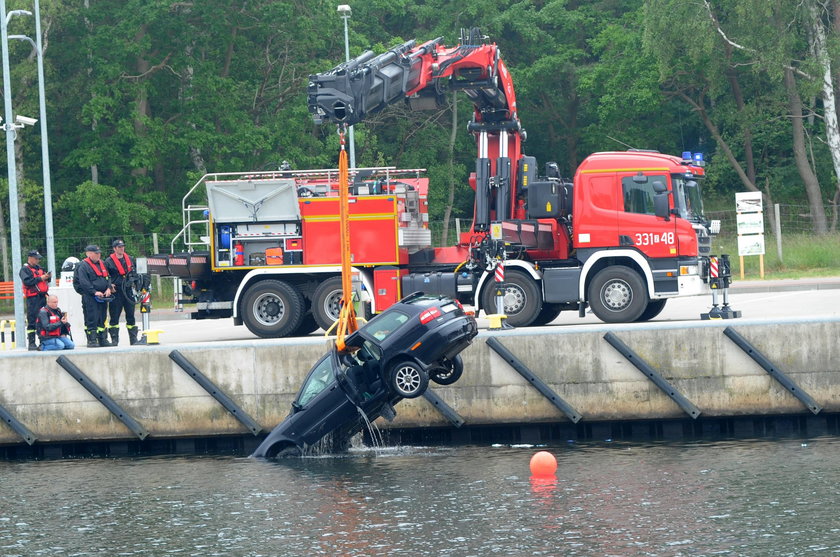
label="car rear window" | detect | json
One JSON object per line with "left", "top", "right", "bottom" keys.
{"left": 367, "top": 310, "right": 410, "bottom": 341}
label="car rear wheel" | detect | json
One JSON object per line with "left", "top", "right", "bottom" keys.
{"left": 241, "top": 280, "right": 305, "bottom": 338}
{"left": 388, "top": 360, "right": 429, "bottom": 398}
{"left": 430, "top": 354, "right": 464, "bottom": 385}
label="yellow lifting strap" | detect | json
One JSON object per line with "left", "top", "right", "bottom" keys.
{"left": 335, "top": 126, "right": 358, "bottom": 352}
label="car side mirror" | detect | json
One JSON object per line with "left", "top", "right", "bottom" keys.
{"left": 291, "top": 401, "right": 302, "bottom": 412}
{"left": 652, "top": 180, "right": 667, "bottom": 193}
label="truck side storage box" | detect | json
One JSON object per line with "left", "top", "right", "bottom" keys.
{"left": 542, "top": 267, "right": 581, "bottom": 303}
{"left": 373, "top": 267, "right": 405, "bottom": 310}
{"left": 147, "top": 254, "right": 172, "bottom": 277}
{"left": 187, "top": 251, "right": 212, "bottom": 280}
{"left": 167, "top": 253, "right": 192, "bottom": 279}
{"left": 401, "top": 271, "right": 457, "bottom": 298}
{"left": 527, "top": 181, "right": 572, "bottom": 219}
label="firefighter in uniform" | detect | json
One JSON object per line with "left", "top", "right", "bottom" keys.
{"left": 76, "top": 244, "right": 114, "bottom": 348}
{"left": 105, "top": 239, "right": 139, "bottom": 345}
{"left": 19, "top": 250, "right": 51, "bottom": 351}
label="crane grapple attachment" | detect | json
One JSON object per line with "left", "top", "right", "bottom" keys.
{"left": 308, "top": 40, "right": 431, "bottom": 126}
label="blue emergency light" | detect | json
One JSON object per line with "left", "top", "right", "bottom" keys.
{"left": 693, "top": 152, "right": 704, "bottom": 163}
{"left": 682, "top": 151, "right": 692, "bottom": 160}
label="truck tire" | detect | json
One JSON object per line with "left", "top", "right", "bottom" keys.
{"left": 241, "top": 279, "right": 305, "bottom": 338}
{"left": 312, "top": 276, "right": 343, "bottom": 332}
{"left": 480, "top": 269, "right": 542, "bottom": 327}
{"left": 293, "top": 312, "right": 321, "bottom": 335}
{"left": 588, "top": 266, "right": 648, "bottom": 323}
{"left": 635, "top": 299, "right": 667, "bottom": 322}
{"left": 531, "top": 302, "right": 563, "bottom": 326}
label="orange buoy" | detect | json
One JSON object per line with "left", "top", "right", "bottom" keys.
{"left": 529, "top": 451, "right": 557, "bottom": 477}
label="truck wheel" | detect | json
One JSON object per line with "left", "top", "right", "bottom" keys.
{"left": 588, "top": 267, "right": 648, "bottom": 323}
{"left": 312, "top": 276, "right": 343, "bottom": 332}
{"left": 531, "top": 302, "right": 563, "bottom": 326}
{"left": 294, "top": 312, "right": 321, "bottom": 335}
{"left": 241, "top": 280, "right": 305, "bottom": 338}
{"left": 480, "top": 269, "right": 541, "bottom": 327}
{"left": 635, "top": 299, "right": 667, "bottom": 322}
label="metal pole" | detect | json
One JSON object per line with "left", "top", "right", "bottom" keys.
{"left": 341, "top": 12, "right": 356, "bottom": 169}
{"left": 1, "top": 0, "right": 27, "bottom": 348}
{"left": 774, "top": 202, "right": 783, "bottom": 264}
{"left": 33, "top": 0, "right": 54, "bottom": 276}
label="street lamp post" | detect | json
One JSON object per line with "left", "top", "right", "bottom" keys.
{"left": 8, "top": 1, "right": 52, "bottom": 276}
{"left": 33, "top": 0, "right": 53, "bottom": 277}
{"left": 337, "top": 4, "right": 356, "bottom": 169}
{"left": 0, "top": 0, "right": 31, "bottom": 348}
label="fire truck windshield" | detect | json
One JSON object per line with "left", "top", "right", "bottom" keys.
{"left": 672, "top": 175, "right": 705, "bottom": 221}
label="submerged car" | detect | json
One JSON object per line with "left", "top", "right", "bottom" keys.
{"left": 252, "top": 292, "right": 478, "bottom": 457}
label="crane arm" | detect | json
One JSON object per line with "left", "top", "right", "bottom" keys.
{"left": 308, "top": 28, "right": 526, "bottom": 229}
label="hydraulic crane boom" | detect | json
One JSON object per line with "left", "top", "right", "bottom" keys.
{"left": 308, "top": 28, "right": 525, "bottom": 231}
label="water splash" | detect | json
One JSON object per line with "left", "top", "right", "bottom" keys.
{"left": 356, "top": 405, "right": 384, "bottom": 450}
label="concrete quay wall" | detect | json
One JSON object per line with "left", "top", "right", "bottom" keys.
{"left": 1, "top": 318, "right": 838, "bottom": 448}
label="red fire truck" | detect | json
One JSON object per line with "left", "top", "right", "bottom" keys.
{"left": 151, "top": 28, "right": 719, "bottom": 338}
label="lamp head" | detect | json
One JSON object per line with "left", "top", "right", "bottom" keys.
{"left": 337, "top": 4, "right": 351, "bottom": 16}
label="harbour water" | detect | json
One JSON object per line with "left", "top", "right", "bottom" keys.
{"left": 1, "top": 437, "right": 838, "bottom": 556}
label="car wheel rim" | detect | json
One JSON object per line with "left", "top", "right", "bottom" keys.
{"left": 254, "top": 293, "right": 285, "bottom": 326}
{"left": 394, "top": 365, "right": 421, "bottom": 394}
{"left": 602, "top": 280, "right": 631, "bottom": 311}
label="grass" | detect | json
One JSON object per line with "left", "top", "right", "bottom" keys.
{"left": 712, "top": 232, "right": 840, "bottom": 280}
{"left": 2, "top": 233, "right": 837, "bottom": 315}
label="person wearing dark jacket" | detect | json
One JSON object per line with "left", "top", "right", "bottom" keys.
{"left": 104, "top": 239, "right": 139, "bottom": 345}
{"left": 19, "top": 250, "right": 51, "bottom": 351}
{"left": 75, "top": 244, "right": 114, "bottom": 348}
{"left": 37, "top": 294, "right": 75, "bottom": 351}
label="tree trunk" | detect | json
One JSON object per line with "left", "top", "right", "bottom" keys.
{"left": 84, "top": 0, "right": 98, "bottom": 184}
{"left": 131, "top": 25, "right": 150, "bottom": 182}
{"left": 15, "top": 139, "right": 27, "bottom": 236}
{"left": 183, "top": 43, "right": 207, "bottom": 175}
{"left": 85, "top": 0, "right": 99, "bottom": 184}
{"left": 810, "top": 0, "right": 840, "bottom": 232}
{"left": 784, "top": 68, "right": 829, "bottom": 234}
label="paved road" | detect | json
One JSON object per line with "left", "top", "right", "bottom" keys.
{"left": 139, "top": 277, "right": 840, "bottom": 345}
